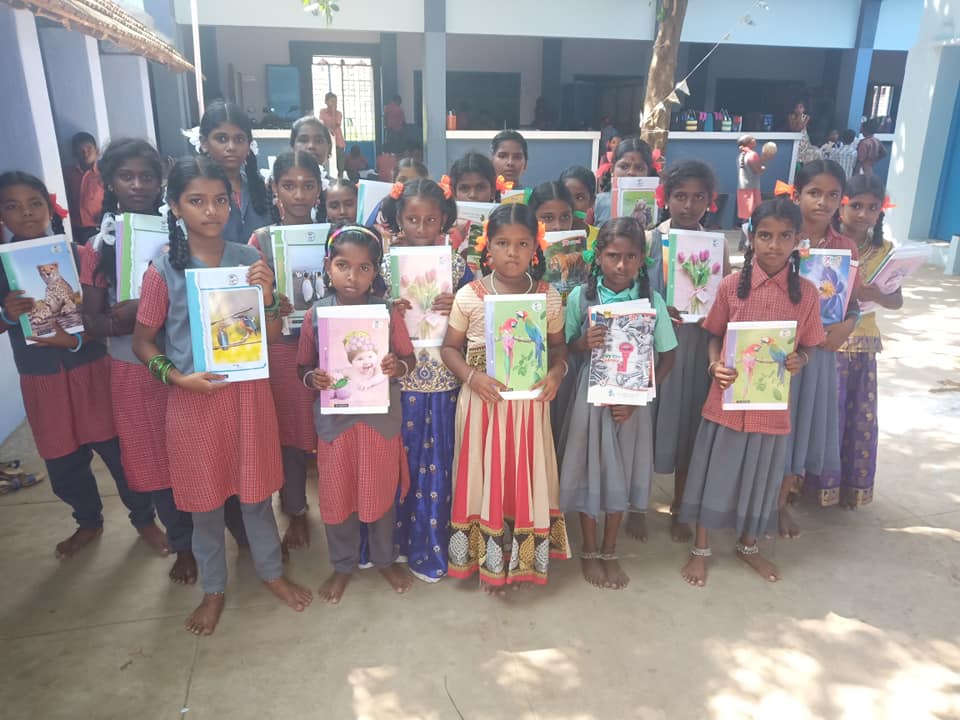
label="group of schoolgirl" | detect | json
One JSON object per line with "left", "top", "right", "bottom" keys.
{"left": 0, "top": 100, "right": 901, "bottom": 635}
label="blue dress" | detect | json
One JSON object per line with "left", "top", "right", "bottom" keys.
{"left": 359, "top": 252, "right": 472, "bottom": 581}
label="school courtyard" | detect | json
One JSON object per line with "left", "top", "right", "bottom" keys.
{"left": 0, "top": 254, "right": 957, "bottom": 719}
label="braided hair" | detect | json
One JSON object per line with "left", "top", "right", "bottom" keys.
{"left": 269, "top": 150, "right": 324, "bottom": 225}
{"left": 199, "top": 100, "right": 269, "bottom": 216}
{"left": 165, "top": 156, "right": 232, "bottom": 271}
{"left": 0, "top": 171, "right": 65, "bottom": 236}
{"left": 478, "top": 203, "right": 547, "bottom": 281}
{"left": 838, "top": 173, "right": 886, "bottom": 247}
{"left": 599, "top": 136, "right": 658, "bottom": 192}
{"left": 450, "top": 152, "right": 496, "bottom": 201}
{"left": 380, "top": 176, "right": 457, "bottom": 236}
{"left": 738, "top": 198, "right": 803, "bottom": 304}
{"left": 323, "top": 223, "right": 386, "bottom": 296}
{"left": 584, "top": 217, "right": 650, "bottom": 302}
{"left": 96, "top": 138, "right": 164, "bottom": 283}
{"left": 528, "top": 180, "right": 575, "bottom": 226}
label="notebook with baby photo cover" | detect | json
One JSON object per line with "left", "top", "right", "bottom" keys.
{"left": 314, "top": 304, "right": 391, "bottom": 415}
{"left": 0, "top": 235, "right": 84, "bottom": 344}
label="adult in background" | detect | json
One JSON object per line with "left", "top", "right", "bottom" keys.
{"left": 63, "top": 132, "right": 104, "bottom": 244}
{"left": 383, "top": 95, "right": 406, "bottom": 153}
{"left": 832, "top": 130, "right": 859, "bottom": 179}
{"left": 787, "top": 101, "right": 822, "bottom": 167}
{"left": 319, "top": 92, "right": 346, "bottom": 177}
{"left": 855, "top": 119, "right": 887, "bottom": 176}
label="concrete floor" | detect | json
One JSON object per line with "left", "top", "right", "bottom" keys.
{"left": 1, "top": 264, "right": 958, "bottom": 720}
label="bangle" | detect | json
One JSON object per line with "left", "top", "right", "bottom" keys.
{"left": 263, "top": 293, "right": 280, "bottom": 313}
{"left": 68, "top": 333, "right": 83, "bottom": 352}
{"left": 465, "top": 368, "right": 476, "bottom": 387}
{"left": 798, "top": 350, "right": 809, "bottom": 366}
{"left": 558, "top": 359, "right": 569, "bottom": 377}
{"left": 708, "top": 360, "right": 721, "bottom": 377}
{"left": 397, "top": 360, "right": 409, "bottom": 377}
{"left": 0, "top": 307, "right": 15, "bottom": 326}
{"left": 147, "top": 353, "right": 176, "bottom": 385}
{"left": 302, "top": 370, "right": 315, "bottom": 389}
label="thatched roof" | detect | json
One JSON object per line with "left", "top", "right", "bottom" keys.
{"left": 5, "top": 0, "right": 193, "bottom": 72}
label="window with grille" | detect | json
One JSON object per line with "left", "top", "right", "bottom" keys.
{"left": 312, "top": 55, "right": 375, "bottom": 143}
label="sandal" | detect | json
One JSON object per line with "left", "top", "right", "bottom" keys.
{"left": 0, "top": 472, "right": 44, "bottom": 495}
{"left": 0, "top": 460, "right": 22, "bottom": 473}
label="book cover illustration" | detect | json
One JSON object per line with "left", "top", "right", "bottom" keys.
{"left": 186, "top": 266, "right": 269, "bottom": 383}
{"left": 116, "top": 213, "right": 169, "bottom": 301}
{"left": 315, "top": 304, "right": 391, "bottom": 414}
{"left": 270, "top": 223, "right": 330, "bottom": 333}
{"left": 666, "top": 229, "right": 725, "bottom": 320}
{"left": 483, "top": 293, "right": 548, "bottom": 400}
{"left": 389, "top": 246, "right": 453, "bottom": 347}
{"left": 500, "top": 188, "right": 531, "bottom": 205}
{"left": 0, "top": 235, "right": 83, "bottom": 344}
{"left": 542, "top": 230, "right": 588, "bottom": 302}
{"left": 611, "top": 177, "right": 660, "bottom": 227}
{"left": 451, "top": 201, "right": 497, "bottom": 274}
{"left": 859, "top": 245, "right": 930, "bottom": 312}
{"left": 356, "top": 180, "right": 393, "bottom": 227}
{"left": 721, "top": 320, "right": 797, "bottom": 410}
{"left": 799, "top": 249, "right": 857, "bottom": 325}
{"left": 586, "top": 300, "right": 657, "bottom": 406}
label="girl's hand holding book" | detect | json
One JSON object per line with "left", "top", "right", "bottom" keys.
{"left": 110, "top": 300, "right": 139, "bottom": 335}
{"left": 820, "top": 318, "right": 855, "bottom": 352}
{"left": 26, "top": 321, "right": 81, "bottom": 349}
{"left": 469, "top": 372, "right": 506, "bottom": 404}
{"left": 531, "top": 364, "right": 565, "bottom": 403}
{"left": 610, "top": 405, "right": 635, "bottom": 423}
{"left": 710, "top": 362, "right": 738, "bottom": 390}
{"left": 431, "top": 292, "right": 455, "bottom": 316}
{"left": 174, "top": 371, "right": 229, "bottom": 395}
{"left": 392, "top": 298, "right": 413, "bottom": 315}
{"left": 3, "top": 290, "right": 34, "bottom": 321}
{"left": 306, "top": 369, "right": 333, "bottom": 391}
{"left": 246, "top": 260, "right": 275, "bottom": 305}
{"left": 278, "top": 294, "right": 294, "bottom": 318}
{"left": 381, "top": 352, "right": 405, "bottom": 379}
{"left": 666, "top": 305, "right": 684, "bottom": 325}
{"left": 785, "top": 351, "right": 806, "bottom": 375}
{"left": 578, "top": 324, "right": 606, "bottom": 353}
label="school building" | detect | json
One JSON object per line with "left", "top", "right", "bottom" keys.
{"left": 0, "top": 0, "right": 958, "bottom": 441}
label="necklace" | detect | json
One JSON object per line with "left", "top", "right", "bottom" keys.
{"left": 490, "top": 271, "right": 533, "bottom": 295}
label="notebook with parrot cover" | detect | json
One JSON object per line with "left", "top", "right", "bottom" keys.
{"left": 721, "top": 320, "right": 797, "bottom": 410}
{"left": 483, "top": 293, "right": 547, "bottom": 400}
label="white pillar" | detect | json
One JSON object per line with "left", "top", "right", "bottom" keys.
{"left": 99, "top": 54, "right": 157, "bottom": 144}
{"left": 885, "top": 5, "right": 960, "bottom": 243}
{"left": 37, "top": 26, "right": 111, "bottom": 161}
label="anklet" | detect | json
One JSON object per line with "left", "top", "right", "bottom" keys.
{"left": 581, "top": 551, "right": 601, "bottom": 559}
{"left": 735, "top": 542, "right": 760, "bottom": 556}
{"left": 205, "top": 591, "right": 225, "bottom": 596}
{"left": 599, "top": 552, "right": 619, "bottom": 561}
{"left": 689, "top": 546, "right": 712, "bottom": 557}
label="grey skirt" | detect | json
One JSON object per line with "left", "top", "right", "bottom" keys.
{"left": 784, "top": 347, "right": 841, "bottom": 477}
{"left": 653, "top": 323, "right": 712, "bottom": 474}
{"left": 679, "top": 419, "right": 787, "bottom": 538}
{"left": 558, "top": 363, "right": 654, "bottom": 518}
{"left": 551, "top": 351, "right": 586, "bottom": 450}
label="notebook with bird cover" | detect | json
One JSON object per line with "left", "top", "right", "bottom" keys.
{"left": 721, "top": 320, "right": 797, "bottom": 410}
{"left": 483, "top": 293, "right": 547, "bottom": 400}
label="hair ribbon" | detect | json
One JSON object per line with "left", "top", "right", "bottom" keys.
{"left": 496, "top": 175, "right": 513, "bottom": 193}
{"left": 389, "top": 181, "right": 404, "bottom": 200}
{"left": 774, "top": 180, "right": 796, "bottom": 198}
{"left": 654, "top": 184, "right": 666, "bottom": 209}
{"left": 474, "top": 220, "right": 489, "bottom": 254}
{"left": 438, "top": 175, "right": 453, "bottom": 200}
{"left": 48, "top": 194, "right": 69, "bottom": 220}
{"left": 710, "top": 191, "right": 718, "bottom": 214}
{"left": 882, "top": 196, "right": 896, "bottom": 210}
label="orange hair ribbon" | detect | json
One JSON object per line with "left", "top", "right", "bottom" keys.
{"left": 709, "top": 191, "right": 718, "bottom": 214}
{"left": 389, "top": 181, "right": 404, "bottom": 200}
{"left": 882, "top": 196, "right": 896, "bottom": 210}
{"left": 774, "top": 180, "right": 795, "bottom": 198}
{"left": 437, "top": 174, "right": 453, "bottom": 200}
{"left": 496, "top": 175, "right": 513, "bottom": 193}
{"left": 474, "top": 220, "right": 489, "bottom": 254}
{"left": 841, "top": 196, "right": 850, "bottom": 206}
{"left": 48, "top": 193, "right": 69, "bottom": 220}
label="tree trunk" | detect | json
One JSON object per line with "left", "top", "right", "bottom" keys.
{"left": 641, "top": 0, "right": 688, "bottom": 157}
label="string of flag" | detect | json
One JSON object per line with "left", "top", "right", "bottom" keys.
{"left": 641, "top": 0, "right": 770, "bottom": 130}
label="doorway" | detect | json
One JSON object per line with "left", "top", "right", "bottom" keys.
{"left": 312, "top": 54, "right": 377, "bottom": 175}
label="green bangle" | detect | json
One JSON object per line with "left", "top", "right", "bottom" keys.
{"left": 68, "top": 333, "right": 84, "bottom": 353}
{"left": 263, "top": 293, "right": 280, "bottom": 313}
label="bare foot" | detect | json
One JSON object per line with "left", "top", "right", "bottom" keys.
{"left": 282, "top": 514, "right": 310, "bottom": 554}
{"left": 482, "top": 582, "right": 507, "bottom": 597}
{"left": 670, "top": 513, "right": 693, "bottom": 543}
{"left": 625, "top": 512, "right": 648, "bottom": 542}
{"left": 185, "top": 593, "right": 225, "bottom": 636}
{"left": 263, "top": 577, "right": 313, "bottom": 611}
{"left": 599, "top": 555, "right": 629, "bottom": 589}
{"left": 137, "top": 522, "right": 171, "bottom": 556}
{"left": 55, "top": 527, "right": 103, "bottom": 559}
{"left": 779, "top": 506, "right": 801, "bottom": 538}
{"left": 580, "top": 554, "right": 606, "bottom": 588}
{"left": 737, "top": 547, "right": 780, "bottom": 582}
{"left": 379, "top": 564, "right": 414, "bottom": 594}
{"left": 681, "top": 553, "right": 708, "bottom": 587}
{"left": 169, "top": 551, "right": 198, "bottom": 585}
{"left": 318, "top": 572, "right": 351, "bottom": 604}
